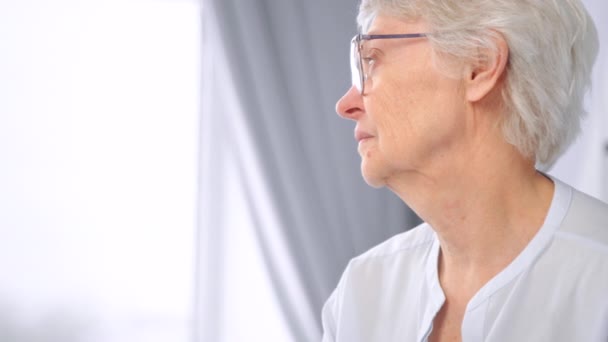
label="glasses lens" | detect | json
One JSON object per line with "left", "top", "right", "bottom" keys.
{"left": 350, "top": 38, "right": 362, "bottom": 93}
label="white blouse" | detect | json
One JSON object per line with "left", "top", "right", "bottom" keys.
{"left": 322, "top": 178, "right": 608, "bottom": 342}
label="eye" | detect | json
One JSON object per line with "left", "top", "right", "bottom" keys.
{"left": 360, "top": 51, "right": 378, "bottom": 76}
{"left": 361, "top": 56, "right": 375, "bottom": 65}
{"left": 360, "top": 47, "right": 381, "bottom": 70}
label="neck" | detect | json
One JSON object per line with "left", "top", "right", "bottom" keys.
{"left": 386, "top": 141, "right": 555, "bottom": 293}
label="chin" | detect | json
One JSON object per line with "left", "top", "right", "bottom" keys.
{"left": 361, "top": 164, "right": 387, "bottom": 189}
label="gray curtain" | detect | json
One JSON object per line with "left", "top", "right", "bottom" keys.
{"left": 198, "top": 0, "right": 419, "bottom": 341}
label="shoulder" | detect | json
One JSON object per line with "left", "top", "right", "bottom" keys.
{"left": 349, "top": 222, "right": 435, "bottom": 266}
{"left": 322, "top": 223, "right": 436, "bottom": 339}
{"left": 536, "top": 185, "right": 608, "bottom": 327}
{"left": 337, "top": 222, "right": 436, "bottom": 288}
{"left": 567, "top": 187, "right": 608, "bottom": 227}
{"left": 327, "top": 222, "right": 436, "bottom": 291}
{"left": 555, "top": 184, "right": 608, "bottom": 253}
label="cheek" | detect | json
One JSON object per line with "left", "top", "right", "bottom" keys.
{"left": 373, "top": 66, "right": 466, "bottom": 166}
{"left": 373, "top": 71, "right": 430, "bottom": 150}
{"left": 368, "top": 88, "right": 410, "bottom": 156}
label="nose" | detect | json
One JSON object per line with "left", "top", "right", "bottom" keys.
{"left": 335, "top": 85, "right": 364, "bottom": 121}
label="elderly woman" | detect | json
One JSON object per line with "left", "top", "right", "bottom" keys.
{"left": 322, "top": 1, "right": 608, "bottom": 341}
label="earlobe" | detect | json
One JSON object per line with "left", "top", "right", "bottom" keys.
{"left": 465, "top": 33, "right": 509, "bottom": 102}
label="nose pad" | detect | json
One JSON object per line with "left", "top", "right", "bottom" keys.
{"left": 335, "top": 85, "right": 364, "bottom": 120}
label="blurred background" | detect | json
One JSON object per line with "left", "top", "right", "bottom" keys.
{"left": 0, "top": 0, "right": 606, "bottom": 341}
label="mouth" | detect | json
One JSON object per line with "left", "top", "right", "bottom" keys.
{"left": 355, "top": 129, "right": 374, "bottom": 142}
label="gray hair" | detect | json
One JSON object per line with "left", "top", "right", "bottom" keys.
{"left": 358, "top": 0, "right": 599, "bottom": 166}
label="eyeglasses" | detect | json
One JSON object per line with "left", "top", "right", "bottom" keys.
{"left": 350, "top": 33, "right": 428, "bottom": 95}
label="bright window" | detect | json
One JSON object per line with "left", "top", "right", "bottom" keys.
{"left": 0, "top": 1, "right": 199, "bottom": 341}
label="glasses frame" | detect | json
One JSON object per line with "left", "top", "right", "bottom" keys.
{"left": 351, "top": 33, "right": 428, "bottom": 95}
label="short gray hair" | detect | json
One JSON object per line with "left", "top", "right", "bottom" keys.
{"left": 358, "top": 0, "right": 599, "bottom": 166}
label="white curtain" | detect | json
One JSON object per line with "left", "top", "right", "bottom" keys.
{"left": 198, "top": 0, "right": 416, "bottom": 341}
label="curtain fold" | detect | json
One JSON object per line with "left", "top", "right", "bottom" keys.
{"left": 200, "top": 0, "right": 418, "bottom": 340}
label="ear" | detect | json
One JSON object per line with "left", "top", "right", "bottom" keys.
{"left": 464, "top": 32, "right": 509, "bottom": 102}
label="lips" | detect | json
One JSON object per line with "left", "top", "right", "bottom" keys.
{"left": 355, "top": 129, "right": 374, "bottom": 142}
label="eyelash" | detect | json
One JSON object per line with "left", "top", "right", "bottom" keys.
{"left": 361, "top": 52, "right": 378, "bottom": 67}
{"left": 362, "top": 56, "right": 375, "bottom": 64}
